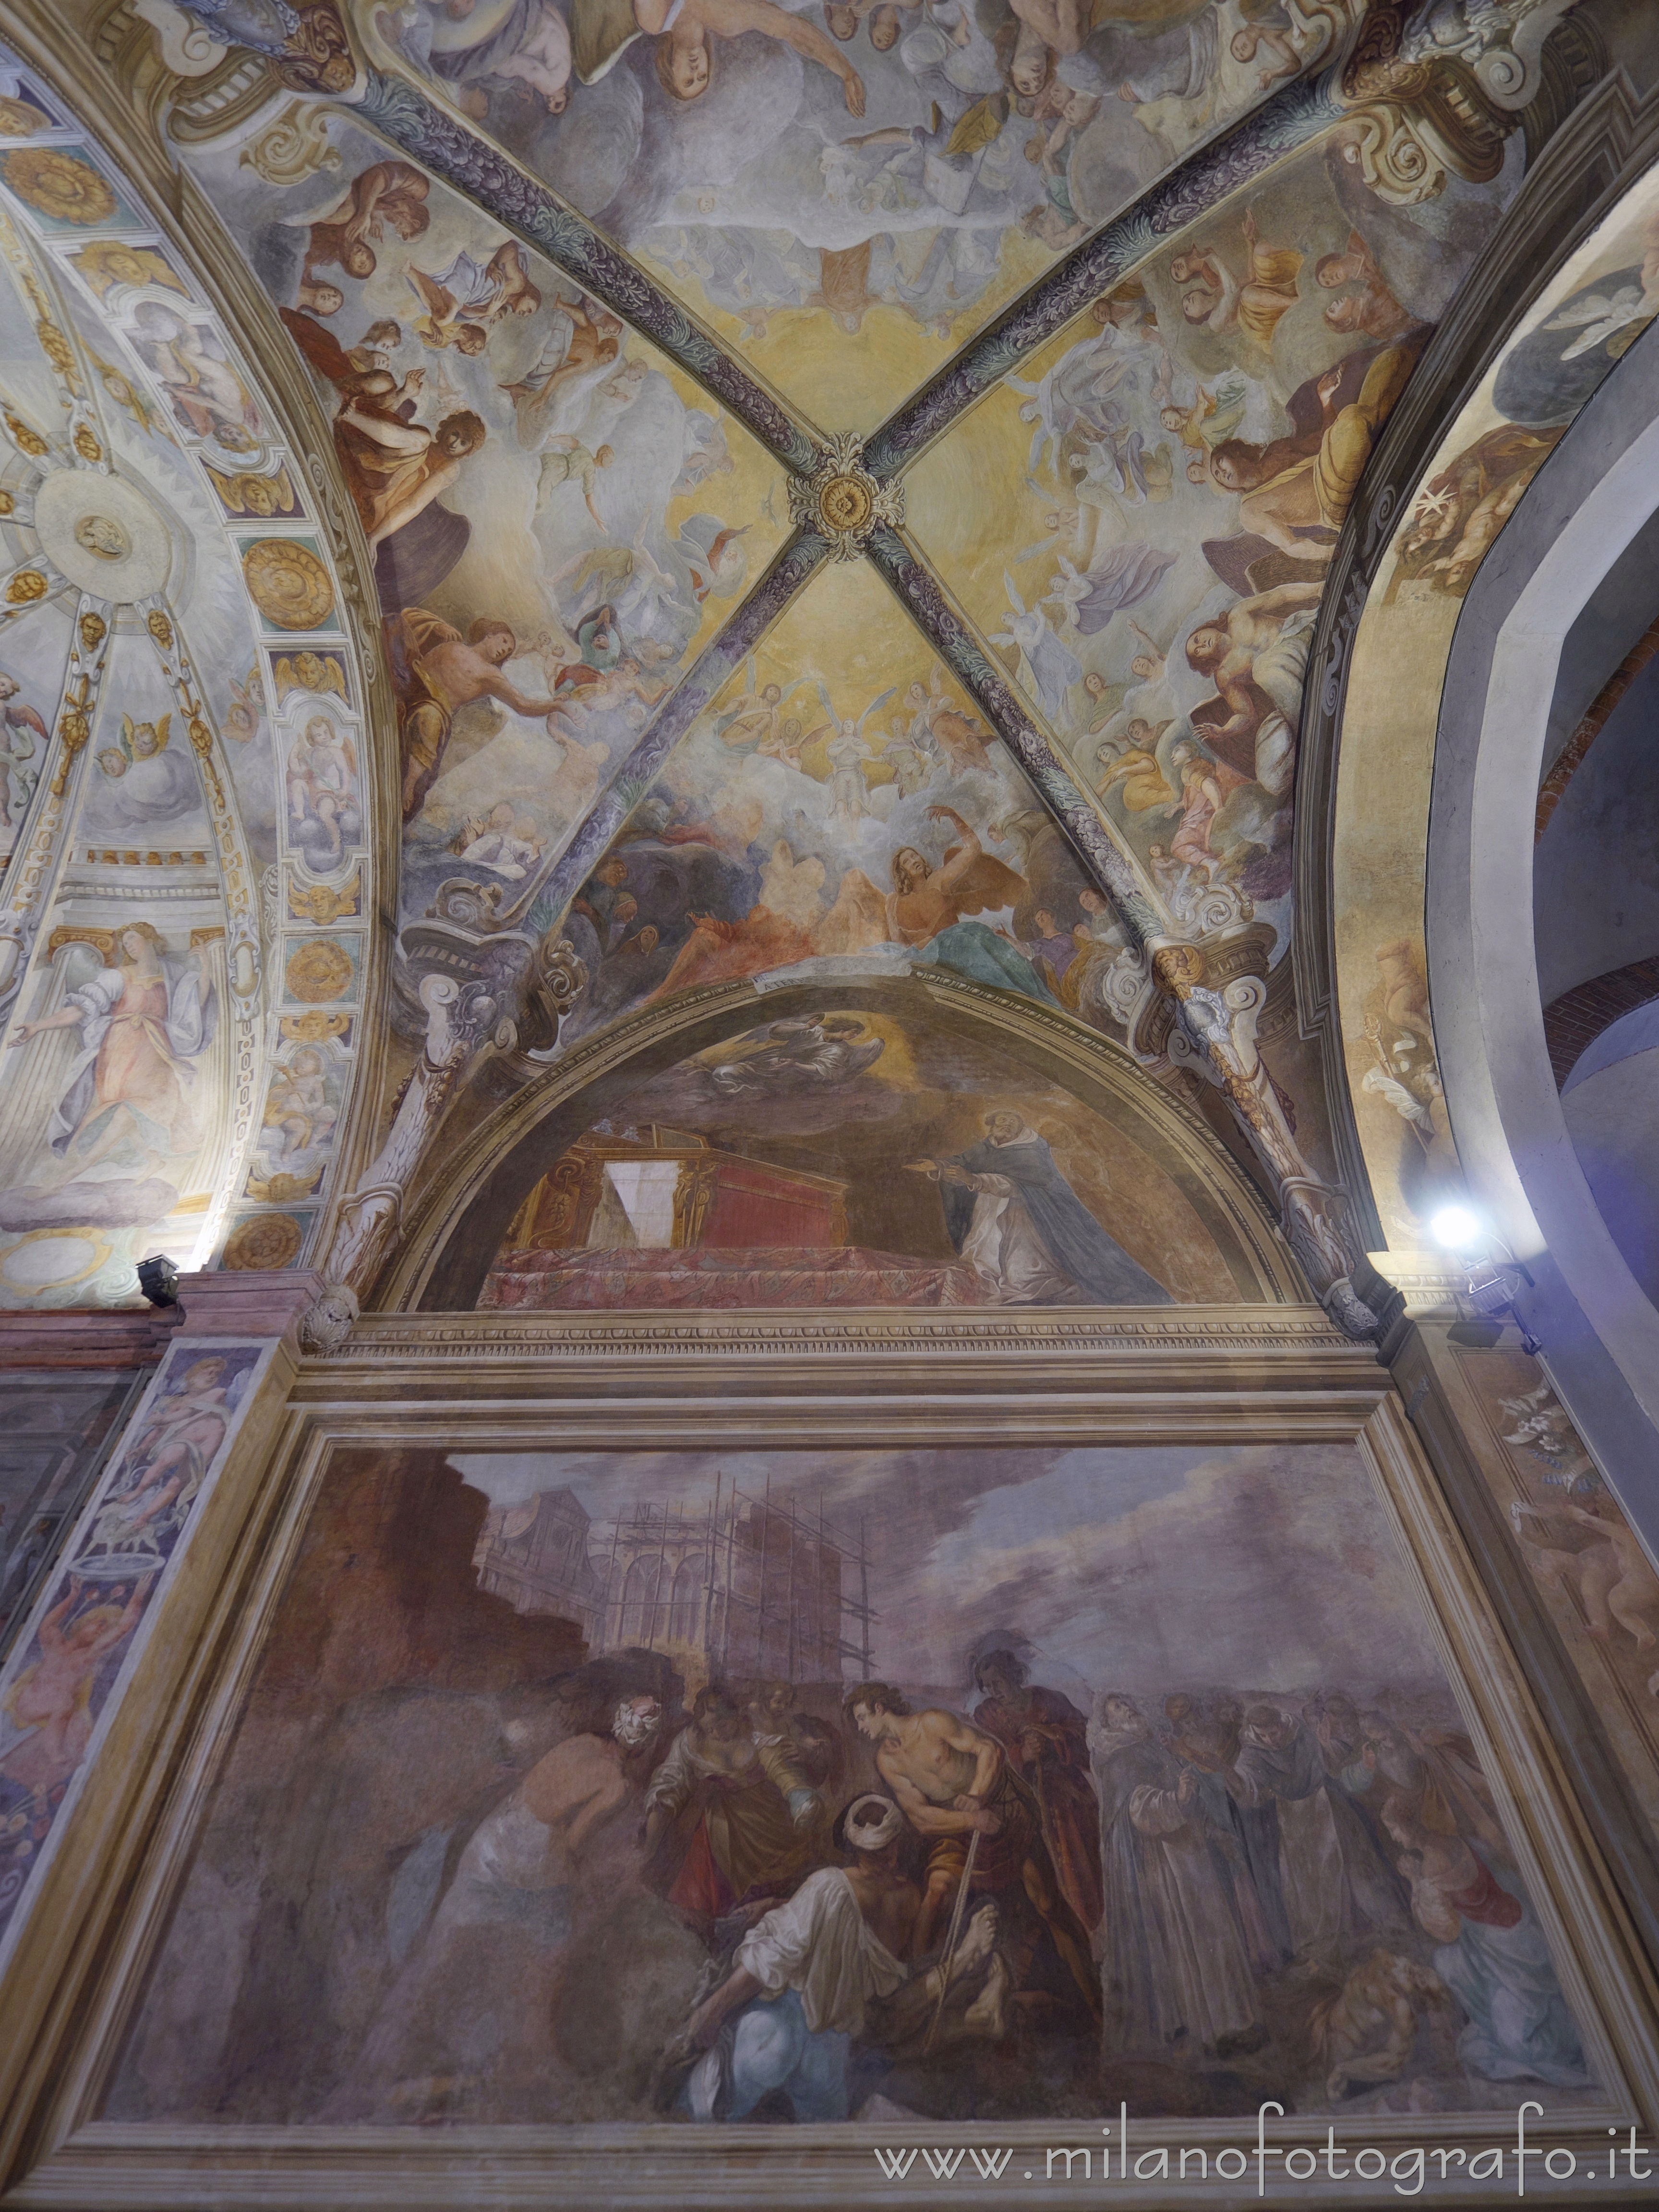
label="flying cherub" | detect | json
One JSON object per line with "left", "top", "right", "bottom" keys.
{"left": 714, "top": 659, "right": 819, "bottom": 755}
{"left": 99, "top": 711, "right": 167, "bottom": 779}
{"left": 992, "top": 570, "right": 1080, "bottom": 721}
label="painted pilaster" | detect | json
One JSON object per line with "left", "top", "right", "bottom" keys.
{"left": 0, "top": 1268, "right": 319, "bottom": 1974}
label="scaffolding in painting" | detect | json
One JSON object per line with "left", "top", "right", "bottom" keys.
{"left": 597, "top": 1475, "right": 874, "bottom": 1693}
{"left": 473, "top": 1473, "right": 875, "bottom": 1693}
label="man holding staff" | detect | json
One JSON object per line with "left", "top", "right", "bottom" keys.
{"left": 843, "top": 1682, "right": 1101, "bottom": 2025}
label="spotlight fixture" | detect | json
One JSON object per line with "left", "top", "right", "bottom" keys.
{"left": 1429, "top": 1204, "right": 1483, "bottom": 1251}
{"left": 1423, "top": 1204, "right": 1539, "bottom": 1352}
{"left": 136, "top": 1254, "right": 180, "bottom": 1308}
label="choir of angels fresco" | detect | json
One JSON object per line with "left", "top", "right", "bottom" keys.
{"left": 369, "top": 0, "right": 1347, "bottom": 397}
{"left": 109, "top": 1442, "right": 1597, "bottom": 2127}
{"left": 112, "top": 0, "right": 1545, "bottom": 1085}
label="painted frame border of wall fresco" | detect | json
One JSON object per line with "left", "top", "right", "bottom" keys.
{"left": 3, "top": 1339, "right": 1659, "bottom": 2207}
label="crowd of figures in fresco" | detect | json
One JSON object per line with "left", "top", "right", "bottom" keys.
{"left": 994, "top": 183, "right": 1659, "bottom": 954}
{"left": 227, "top": 120, "right": 766, "bottom": 924}
{"left": 107, "top": 1441, "right": 1600, "bottom": 2129}
{"left": 373, "top": 0, "right": 1351, "bottom": 348}
{"left": 310, "top": 1643, "right": 1586, "bottom": 2123}
{"left": 543, "top": 132, "right": 1530, "bottom": 1050}
{"left": 560, "top": 645, "right": 1130, "bottom": 1039}
{"left": 949, "top": 139, "right": 1498, "bottom": 929}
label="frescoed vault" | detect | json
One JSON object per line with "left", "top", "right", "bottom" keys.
{"left": 11, "top": 8, "right": 1659, "bottom": 2200}
{"left": 0, "top": 0, "right": 1644, "bottom": 1341}
{"left": 0, "top": 65, "right": 379, "bottom": 1303}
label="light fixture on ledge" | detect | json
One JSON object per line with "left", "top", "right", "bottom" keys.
{"left": 1428, "top": 1204, "right": 1540, "bottom": 1353}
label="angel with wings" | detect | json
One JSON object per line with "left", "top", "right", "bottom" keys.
{"left": 278, "top": 308, "right": 485, "bottom": 552}
{"left": 992, "top": 571, "right": 1081, "bottom": 722}
{"left": 1009, "top": 329, "right": 1130, "bottom": 481}
{"left": 1040, "top": 542, "right": 1177, "bottom": 639}
{"left": 406, "top": 241, "right": 542, "bottom": 354}
{"left": 814, "top": 681, "right": 896, "bottom": 824}
{"left": 1544, "top": 283, "right": 1656, "bottom": 363}
{"left": 714, "top": 661, "right": 818, "bottom": 757}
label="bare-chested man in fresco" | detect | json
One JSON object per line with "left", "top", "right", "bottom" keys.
{"left": 843, "top": 1681, "right": 1099, "bottom": 2020}
{"left": 327, "top": 1692, "right": 668, "bottom": 2120}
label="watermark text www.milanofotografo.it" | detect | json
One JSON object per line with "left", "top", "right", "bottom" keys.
{"left": 868, "top": 2104, "right": 1652, "bottom": 2196}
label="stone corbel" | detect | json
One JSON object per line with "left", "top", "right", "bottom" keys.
{"left": 317, "top": 965, "right": 515, "bottom": 1302}
{"left": 1398, "top": 0, "right": 1580, "bottom": 113}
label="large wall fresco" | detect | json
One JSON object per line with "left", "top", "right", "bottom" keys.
{"left": 173, "top": 110, "right": 784, "bottom": 951}
{"left": 1331, "top": 166, "right": 1659, "bottom": 1250}
{"left": 479, "top": 1000, "right": 1255, "bottom": 1309}
{"left": 905, "top": 134, "right": 1521, "bottom": 956}
{"left": 110, "top": 1438, "right": 1597, "bottom": 2126}
{"left": 358, "top": 0, "right": 1367, "bottom": 432}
